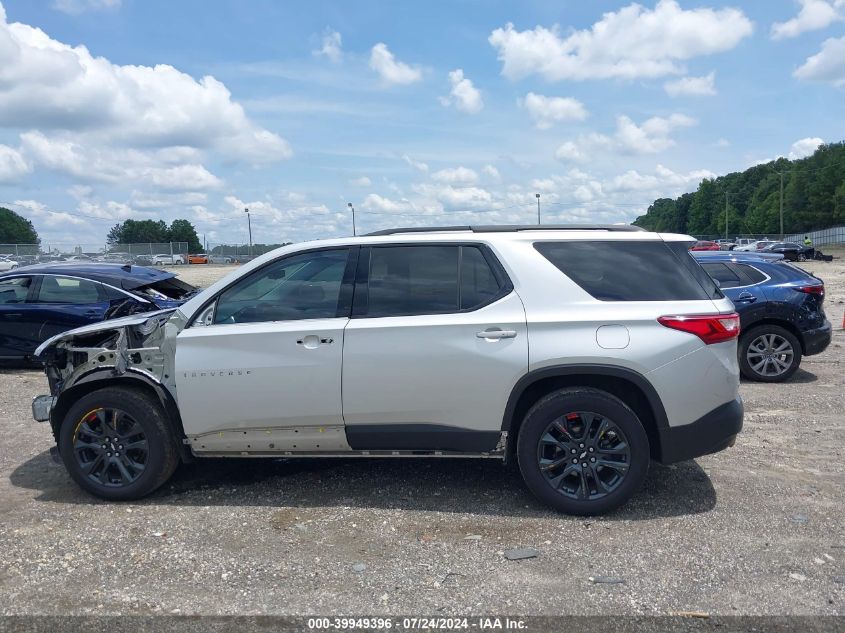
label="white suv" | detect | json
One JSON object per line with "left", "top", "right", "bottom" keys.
{"left": 32, "top": 225, "right": 743, "bottom": 515}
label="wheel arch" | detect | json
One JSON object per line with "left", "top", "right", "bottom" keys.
{"left": 502, "top": 365, "right": 668, "bottom": 463}
{"left": 740, "top": 317, "right": 805, "bottom": 353}
{"left": 50, "top": 371, "right": 191, "bottom": 462}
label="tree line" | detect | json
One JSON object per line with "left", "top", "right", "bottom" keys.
{"left": 633, "top": 142, "right": 845, "bottom": 236}
{"left": 107, "top": 219, "right": 203, "bottom": 253}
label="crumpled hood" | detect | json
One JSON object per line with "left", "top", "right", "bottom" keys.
{"left": 34, "top": 309, "right": 176, "bottom": 357}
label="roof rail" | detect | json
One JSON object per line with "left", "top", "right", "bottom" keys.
{"left": 364, "top": 224, "right": 645, "bottom": 236}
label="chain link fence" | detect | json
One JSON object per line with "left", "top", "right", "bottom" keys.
{"left": 0, "top": 242, "right": 189, "bottom": 264}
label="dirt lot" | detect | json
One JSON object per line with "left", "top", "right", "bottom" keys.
{"left": 0, "top": 257, "right": 843, "bottom": 616}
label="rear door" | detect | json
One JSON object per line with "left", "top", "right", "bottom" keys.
{"left": 0, "top": 276, "right": 39, "bottom": 358}
{"left": 31, "top": 275, "right": 112, "bottom": 343}
{"left": 699, "top": 261, "right": 767, "bottom": 326}
{"left": 341, "top": 243, "right": 527, "bottom": 451}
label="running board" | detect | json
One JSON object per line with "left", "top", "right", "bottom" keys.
{"left": 191, "top": 449, "right": 505, "bottom": 459}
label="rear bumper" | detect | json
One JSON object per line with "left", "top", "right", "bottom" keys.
{"left": 802, "top": 320, "right": 832, "bottom": 357}
{"left": 657, "top": 397, "right": 743, "bottom": 464}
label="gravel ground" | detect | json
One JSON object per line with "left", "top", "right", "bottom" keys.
{"left": 0, "top": 258, "right": 843, "bottom": 617}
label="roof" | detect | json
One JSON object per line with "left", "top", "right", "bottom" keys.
{"left": 0, "top": 262, "right": 177, "bottom": 290}
{"left": 365, "top": 224, "right": 645, "bottom": 236}
{"left": 691, "top": 251, "right": 785, "bottom": 262}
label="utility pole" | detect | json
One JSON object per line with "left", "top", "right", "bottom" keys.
{"left": 348, "top": 202, "right": 356, "bottom": 236}
{"left": 535, "top": 193, "right": 541, "bottom": 225}
{"left": 244, "top": 207, "right": 253, "bottom": 258}
{"left": 779, "top": 171, "right": 785, "bottom": 240}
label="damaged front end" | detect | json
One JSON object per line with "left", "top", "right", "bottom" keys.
{"left": 33, "top": 309, "right": 187, "bottom": 433}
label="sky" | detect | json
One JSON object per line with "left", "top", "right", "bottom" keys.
{"left": 0, "top": 0, "right": 842, "bottom": 250}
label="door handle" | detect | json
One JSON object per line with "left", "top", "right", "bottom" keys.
{"left": 476, "top": 329, "right": 517, "bottom": 340}
{"left": 735, "top": 293, "right": 757, "bottom": 303}
{"left": 296, "top": 335, "right": 333, "bottom": 349}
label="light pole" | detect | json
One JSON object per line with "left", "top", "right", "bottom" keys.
{"left": 535, "top": 193, "right": 541, "bottom": 225}
{"left": 724, "top": 192, "right": 730, "bottom": 241}
{"left": 244, "top": 207, "right": 253, "bottom": 258}
{"left": 348, "top": 202, "right": 356, "bottom": 236}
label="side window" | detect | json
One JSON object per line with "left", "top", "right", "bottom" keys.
{"left": 535, "top": 241, "right": 718, "bottom": 301}
{"left": 214, "top": 249, "right": 349, "bottom": 324}
{"left": 35, "top": 276, "right": 103, "bottom": 304}
{"left": 460, "top": 246, "right": 501, "bottom": 310}
{"left": 366, "top": 246, "right": 459, "bottom": 316}
{"left": 0, "top": 277, "right": 32, "bottom": 304}
{"left": 700, "top": 263, "right": 743, "bottom": 289}
{"left": 735, "top": 264, "right": 767, "bottom": 285}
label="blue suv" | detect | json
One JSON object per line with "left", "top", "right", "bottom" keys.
{"left": 693, "top": 251, "right": 831, "bottom": 382}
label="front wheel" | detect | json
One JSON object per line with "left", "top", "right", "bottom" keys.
{"left": 739, "top": 325, "right": 802, "bottom": 382}
{"left": 58, "top": 387, "right": 180, "bottom": 500}
{"left": 516, "top": 387, "right": 649, "bottom": 515}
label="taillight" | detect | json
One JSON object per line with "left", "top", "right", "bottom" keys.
{"left": 658, "top": 313, "right": 740, "bottom": 345}
{"left": 796, "top": 285, "right": 824, "bottom": 298}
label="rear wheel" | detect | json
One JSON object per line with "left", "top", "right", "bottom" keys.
{"left": 516, "top": 388, "right": 649, "bottom": 515}
{"left": 58, "top": 387, "right": 179, "bottom": 500}
{"left": 739, "top": 325, "right": 802, "bottom": 382}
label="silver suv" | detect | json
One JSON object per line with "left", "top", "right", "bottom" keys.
{"left": 33, "top": 225, "right": 743, "bottom": 515}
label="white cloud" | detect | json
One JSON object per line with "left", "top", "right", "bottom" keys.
{"left": 794, "top": 35, "right": 845, "bottom": 86}
{"left": 482, "top": 164, "right": 500, "bottom": 180}
{"left": 0, "top": 144, "right": 31, "bottom": 183}
{"left": 555, "top": 140, "right": 589, "bottom": 162}
{"left": 20, "top": 131, "right": 223, "bottom": 190}
{"left": 520, "top": 93, "right": 588, "bottom": 129}
{"left": 531, "top": 178, "right": 557, "bottom": 193}
{"left": 488, "top": 0, "right": 753, "bottom": 81}
{"left": 788, "top": 137, "right": 824, "bottom": 159}
{"left": 615, "top": 113, "right": 696, "bottom": 153}
{"left": 430, "top": 166, "right": 479, "bottom": 185}
{"left": 0, "top": 8, "right": 291, "bottom": 163}
{"left": 557, "top": 113, "right": 696, "bottom": 161}
{"left": 52, "top": 0, "right": 121, "bottom": 14}
{"left": 664, "top": 71, "right": 717, "bottom": 97}
{"left": 771, "top": 0, "right": 843, "bottom": 40}
{"left": 369, "top": 43, "right": 422, "bottom": 85}
{"left": 715, "top": 138, "right": 730, "bottom": 148}
{"left": 608, "top": 164, "right": 716, "bottom": 192}
{"left": 314, "top": 29, "right": 343, "bottom": 62}
{"left": 402, "top": 154, "right": 429, "bottom": 173}
{"left": 439, "top": 69, "right": 483, "bottom": 114}
{"left": 349, "top": 176, "right": 372, "bottom": 187}
{"left": 362, "top": 193, "right": 418, "bottom": 213}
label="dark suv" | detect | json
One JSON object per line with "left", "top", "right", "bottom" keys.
{"left": 693, "top": 251, "right": 831, "bottom": 382}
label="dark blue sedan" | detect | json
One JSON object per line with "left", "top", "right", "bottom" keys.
{"left": 0, "top": 262, "right": 197, "bottom": 362}
{"left": 693, "top": 251, "right": 831, "bottom": 382}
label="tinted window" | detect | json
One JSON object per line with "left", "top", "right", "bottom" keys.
{"left": 700, "top": 262, "right": 742, "bottom": 289}
{"left": 535, "top": 241, "right": 719, "bottom": 301}
{"left": 461, "top": 246, "right": 501, "bottom": 310}
{"left": 366, "top": 246, "right": 459, "bottom": 316}
{"left": 0, "top": 277, "right": 32, "bottom": 304}
{"left": 735, "top": 264, "right": 767, "bottom": 285}
{"left": 214, "top": 249, "right": 348, "bottom": 324}
{"left": 36, "top": 276, "right": 102, "bottom": 304}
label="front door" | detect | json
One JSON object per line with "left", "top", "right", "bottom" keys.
{"left": 0, "top": 276, "right": 38, "bottom": 358}
{"left": 175, "top": 248, "right": 353, "bottom": 436}
{"left": 341, "top": 244, "right": 528, "bottom": 451}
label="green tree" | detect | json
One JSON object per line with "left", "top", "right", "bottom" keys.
{"left": 0, "top": 207, "right": 39, "bottom": 244}
{"left": 168, "top": 219, "right": 202, "bottom": 253}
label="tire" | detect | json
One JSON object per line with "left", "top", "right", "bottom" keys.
{"left": 58, "top": 387, "right": 179, "bottom": 500}
{"left": 516, "top": 387, "right": 649, "bottom": 515}
{"left": 738, "top": 325, "right": 802, "bottom": 383}
{"left": 798, "top": 253, "right": 806, "bottom": 262}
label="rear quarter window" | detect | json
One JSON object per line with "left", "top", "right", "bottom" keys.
{"left": 535, "top": 240, "right": 722, "bottom": 301}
